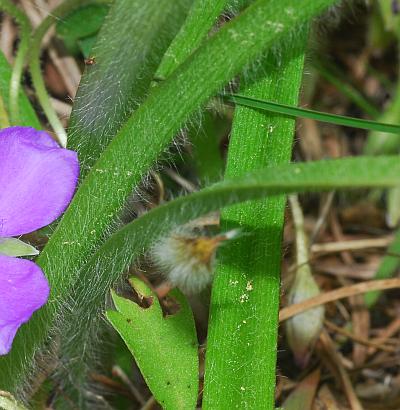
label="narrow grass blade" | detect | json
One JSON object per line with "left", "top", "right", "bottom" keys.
{"left": 224, "top": 94, "right": 400, "bottom": 134}
{"left": 0, "top": 0, "right": 31, "bottom": 125}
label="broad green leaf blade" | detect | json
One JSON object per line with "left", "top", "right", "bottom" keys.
{"left": 204, "top": 28, "right": 308, "bottom": 408}
{"left": 156, "top": 0, "right": 229, "bottom": 79}
{"left": 68, "top": 0, "right": 192, "bottom": 174}
{"left": 107, "top": 278, "right": 198, "bottom": 410}
{"left": 0, "top": 51, "right": 40, "bottom": 128}
{"left": 224, "top": 94, "right": 400, "bottom": 134}
{"left": 0, "top": 238, "right": 38, "bottom": 257}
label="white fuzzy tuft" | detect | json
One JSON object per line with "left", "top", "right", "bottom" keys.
{"left": 151, "top": 228, "right": 238, "bottom": 294}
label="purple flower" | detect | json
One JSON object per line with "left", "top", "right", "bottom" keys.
{"left": 0, "top": 127, "right": 79, "bottom": 355}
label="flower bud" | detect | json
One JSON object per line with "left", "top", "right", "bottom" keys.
{"left": 285, "top": 262, "right": 324, "bottom": 368}
{"left": 286, "top": 195, "right": 324, "bottom": 367}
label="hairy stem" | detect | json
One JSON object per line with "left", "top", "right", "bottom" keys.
{"left": 0, "top": 0, "right": 31, "bottom": 124}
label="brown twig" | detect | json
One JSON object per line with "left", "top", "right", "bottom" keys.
{"left": 279, "top": 278, "right": 400, "bottom": 322}
{"left": 311, "top": 236, "right": 394, "bottom": 255}
{"left": 164, "top": 168, "right": 197, "bottom": 192}
{"left": 324, "top": 319, "right": 396, "bottom": 353}
{"left": 112, "top": 365, "right": 146, "bottom": 405}
{"left": 330, "top": 211, "right": 369, "bottom": 366}
{"left": 318, "top": 330, "right": 364, "bottom": 410}
{"left": 367, "top": 316, "right": 400, "bottom": 356}
{"left": 140, "top": 396, "right": 157, "bottom": 410}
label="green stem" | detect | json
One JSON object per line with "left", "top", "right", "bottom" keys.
{"left": 0, "top": 0, "right": 31, "bottom": 125}
{"left": 289, "top": 194, "right": 309, "bottom": 267}
{"left": 203, "top": 28, "right": 308, "bottom": 409}
{"left": 28, "top": 0, "right": 110, "bottom": 145}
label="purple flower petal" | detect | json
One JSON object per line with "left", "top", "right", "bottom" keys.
{"left": 0, "top": 254, "right": 49, "bottom": 355}
{"left": 0, "top": 127, "right": 79, "bottom": 236}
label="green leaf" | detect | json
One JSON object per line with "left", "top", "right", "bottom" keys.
{"left": 0, "top": 238, "right": 38, "bottom": 257}
{"left": 363, "top": 86, "right": 400, "bottom": 154}
{"left": 224, "top": 93, "right": 400, "bottom": 134}
{"left": 107, "top": 278, "right": 198, "bottom": 410}
{"left": 0, "top": 50, "right": 40, "bottom": 128}
{"left": 68, "top": 0, "right": 193, "bottom": 175}
{"left": 56, "top": 4, "right": 109, "bottom": 40}
{"left": 204, "top": 28, "right": 308, "bottom": 408}
{"left": 156, "top": 0, "right": 229, "bottom": 79}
